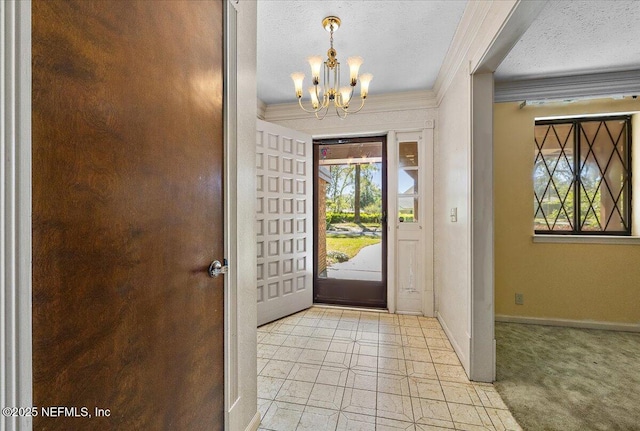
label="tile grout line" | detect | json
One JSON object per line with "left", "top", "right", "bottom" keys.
{"left": 260, "top": 309, "right": 509, "bottom": 431}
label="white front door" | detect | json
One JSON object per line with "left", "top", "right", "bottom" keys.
{"left": 256, "top": 119, "right": 313, "bottom": 326}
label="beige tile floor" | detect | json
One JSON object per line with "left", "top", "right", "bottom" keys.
{"left": 257, "top": 307, "right": 522, "bottom": 431}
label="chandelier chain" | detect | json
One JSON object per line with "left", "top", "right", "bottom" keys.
{"left": 330, "top": 27, "right": 334, "bottom": 50}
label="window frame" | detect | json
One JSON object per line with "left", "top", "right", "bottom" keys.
{"left": 534, "top": 115, "right": 633, "bottom": 236}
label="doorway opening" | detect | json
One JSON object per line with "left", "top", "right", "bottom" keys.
{"left": 313, "top": 136, "right": 387, "bottom": 308}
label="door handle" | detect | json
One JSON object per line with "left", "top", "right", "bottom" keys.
{"left": 208, "top": 259, "right": 228, "bottom": 278}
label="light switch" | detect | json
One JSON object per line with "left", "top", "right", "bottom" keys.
{"left": 450, "top": 207, "right": 457, "bottom": 222}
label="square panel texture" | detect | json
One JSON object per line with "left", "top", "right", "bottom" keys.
{"left": 268, "top": 219, "right": 280, "bottom": 235}
{"left": 268, "top": 154, "right": 279, "bottom": 172}
{"left": 267, "top": 282, "right": 279, "bottom": 299}
{"left": 267, "top": 133, "right": 279, "bottom": 150}
{"left": 256, "top": 124, "right": 312, "bottom": 325}
{"left": 283, "top": 279, "right": 294, "bottom": 295}
{"left": 283, "top": 177, "right": 294, "bottom": 194}
{"left": 283, "top": 137, "right": 293, "bottom": 154}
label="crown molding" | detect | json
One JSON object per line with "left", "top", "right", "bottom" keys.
{"left": 265, "top": 108, "right": 435, "bottom": 138}
{"left": 433, "top": 0, "right": 543, "bottom": 104}
{"left": 257, "top": 98, "right": 266, "bottom": 119}
{"left": 494, "top": 70, "right": 640, "bottom": 103}
{"left": 433, "top": 0, "right": 493, "bottom": 103}
{"left": 263, "top": 89, "right": 437, "bottom": 123}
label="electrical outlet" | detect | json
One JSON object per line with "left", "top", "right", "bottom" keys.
{"left": 515, "top": 293, "right": 524, "bottom": 305}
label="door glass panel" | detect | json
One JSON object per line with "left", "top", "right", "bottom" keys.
{"left": 398, "top": 196, "right": 418, "bottom": 222}
{"left": 317, "top": 142, "right": 383, "bottom": 281}
{"left": 399, "top": 141, "right": 418, "bottom": 167}
{"left": 398, "top": 140, "right": 419, "bottom": 223}
{"left": 399, "top": 169, "right": 418, "bottom": 193}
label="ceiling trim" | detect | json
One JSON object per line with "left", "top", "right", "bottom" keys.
{"left": 433, "top": 0, "right": 548, "bottom": 104}
{"left": 494, "top": 69, "right": 640, "bottom": 102}
{"left": 262, "top": 89, "right": 437, "bottom": 122}
{"left": 257, "top": 98, "right": 267, "bottom": 120}
{"left": 433, "top": 0, "right": 492, "bottom": 103}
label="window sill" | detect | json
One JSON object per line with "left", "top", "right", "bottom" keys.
{"left": 533, "top": 235, "right": 640, "bottom": 245}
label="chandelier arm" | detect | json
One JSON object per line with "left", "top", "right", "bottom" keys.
{"left": 347, "top": 85, "right": 355, "bottom": 106}
{"left": 335, "top": 106, "right": 349, "bottom": 120}
{"left": 315, "top": 105, "right": 330, "bottom": 120}
{"left": 314, "top": 84, "right": 321, "bottom": 102}
{"left": 335, "top": 85, "right": 355, "bottom": 109}
{"left": 314, "top": 84, "right": 330, "bottom": 110}
{"left": 297, "top": 97, "right": 323, "bottom": 113}
{"left": 341, "top": 96, "right": 366, "bottom": 114}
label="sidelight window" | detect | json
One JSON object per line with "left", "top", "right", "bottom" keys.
{"left": 398, "top": 141, "right": 419, "bottom": 223}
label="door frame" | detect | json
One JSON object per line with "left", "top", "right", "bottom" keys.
{"left": 312, "top": 135, "right": 388, "bottom": 309}
{"left": 2, "top": 2, "right": 33, "bottom": 429}
{"left": 223, "top": 0, "right": 240, "bottom": 425}
{"left": 1, "top": 2, "right": 243, "bottom": 429}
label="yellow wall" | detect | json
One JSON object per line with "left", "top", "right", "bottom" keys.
{"left": 494, "top": 98, "right": 640, "bottom": 324}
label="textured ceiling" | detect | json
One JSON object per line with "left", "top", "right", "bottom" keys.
{"left": 257, "top": 0, "right": 468, "bottom": 105}
{"left": 495, "top": 0, "right": 640, "bottom": 81}
{"left": 257, "top": 1, "right": 640, "bottom": 106}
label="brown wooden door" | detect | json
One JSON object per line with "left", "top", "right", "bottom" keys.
{"left": 32, "top": 1, "right": 225, "bottom": 429}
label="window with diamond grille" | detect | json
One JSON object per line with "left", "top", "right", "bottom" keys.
{"left": 534, "top": 116, "right": 632, "bottom": 235}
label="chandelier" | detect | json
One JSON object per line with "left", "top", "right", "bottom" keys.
{"left": 291, "top": 16, "right": 373, "bottom": 120}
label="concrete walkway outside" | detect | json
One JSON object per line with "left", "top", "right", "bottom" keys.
{"left": 326, "top": 242, "right": 382, "bottom": 281}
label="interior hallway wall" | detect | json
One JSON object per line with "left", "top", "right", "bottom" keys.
{"left": 265, "top": 95, "right": 437, "bottom": 316}
{"left": 434, "top": 63, "right": 472, "bottom": 371}
{"left": 431, "top": 0, "right": 535, "bottom": 382}
{"left": 494, "top": 98, "right": 640, "bottom": 326}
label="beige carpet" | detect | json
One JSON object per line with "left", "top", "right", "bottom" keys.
{"left": 494, "top": 322, "right": 640, "bottom": 431}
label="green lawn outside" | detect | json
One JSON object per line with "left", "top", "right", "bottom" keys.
{"left": 326, "top": 234, "right": 381, "bottom": 262}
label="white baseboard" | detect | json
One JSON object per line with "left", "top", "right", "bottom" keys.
{"left": 436, "top": 311, "right": 469, "bottom": 371}
{"left": 396, "top": 311, "right": 423, "bottom": 316}
{"left": 495, "top": 314, "right": 640, "bottom": 333}
{"left": 244, "top": 411, "right": 261, "bottom": 431}
{"left": 312, "top": 304, "right": 390, "bottom": 314}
